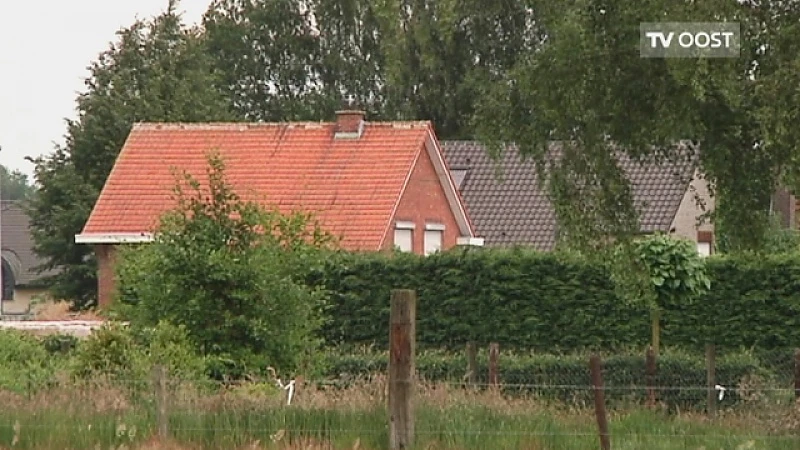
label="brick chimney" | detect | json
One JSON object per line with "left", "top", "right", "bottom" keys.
{"left": 334, "top": 110, "right": 365, "bottom": 139}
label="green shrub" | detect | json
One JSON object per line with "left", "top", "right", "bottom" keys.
{"left": 42, "top": 334, "right": 79, "bottom": 355}
{"left": 117, "top": 153, "right": 331, "bottom": 376}
{"left": 71, "top": 321, "right": 208, "bottom": 388}
{"left": 204, "top": 354, "right": 248, "bottom": 381}
{"left": 133, "top": 321, "right": 207, "bottom": 382}
{"left": 0, "top": 329, "right": 62, "bottom": 394}
{"left": 71, "top": 322, "right": 146, "bottom": 382}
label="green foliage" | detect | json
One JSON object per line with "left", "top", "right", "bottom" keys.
{"left": 132, "top": 321, "right": 207, "bottom": 382}
{"left": 118, "top": 153, "right": 332, "bottom": 376}
{"left": 379, "top": 0, "right": 542, "bottom": 139}
{"left": 310, "top": 248, "right": 649, "bottom": 350}
{"left": 204, "top": 0, "right": 327, "bottom": 121}
{"left": 27, "top": 4, "right": 236, "bottom": 308}
{"left": 473, "top": 0, "right": 800, "bottom": 253}
{"left": 25, "top": 154, "right": 100, "bottom": 307}
{"left": 615, "top": 234, "right": 711, "bottom": 351}
{"left": 761, "top": 214, "right": 800, "bottom": 254}
{"left": 42, "top": 334, "right": 79, "bottom": 355}
{"left": 203, "top": 0, "right": 541, "bottom": 139}
{"left": 0, "top": 164, "right": 35, "bottom": 201}
{"left": 310, "top": 248, "right": 800, "bottom": 352}
{"left": 665, "top": 254, "right": 800, "bottom": 349}
{"left": 71, "top": 321, "right": 206, "bottom": 383}
{"left": 204, "top": 354, "right": 248, "bottom": 382}
{"left": 0, "top": 330, "right": 60, "bottom": 394}
{"left": 1, "top": 399, "right": 795, "bottom": 450}
{"left": 323, "top": 348, "right": 770, "bottom": 410}
{"left": 631, "top": 234, "right": 710, "bottom": 306}
{"left": 71, "top": 322, "right": 146, "bottom": 381}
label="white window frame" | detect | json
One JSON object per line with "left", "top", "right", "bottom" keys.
{"left": 696, "top": 241, "right": 712, "bottom": 257}
{"left": 697, "top": 231, "right": 713, "bottom": 258}
{"left": 424, "top": 223, "right": 445, "bottom": 255}
{"left": 394, "top": 221, "right": 415, "bottom": 253}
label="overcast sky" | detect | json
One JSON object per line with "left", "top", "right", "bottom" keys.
{"left": 0, "top": 0, "right": 210, "bottom": 181}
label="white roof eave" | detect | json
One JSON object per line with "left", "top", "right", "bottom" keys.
{"left": 74, "top": 233, "right": 154, "bottom": 244}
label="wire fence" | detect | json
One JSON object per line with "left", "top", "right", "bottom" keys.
{"left": 4, "top": 350, "right": 800, "bottom": 449}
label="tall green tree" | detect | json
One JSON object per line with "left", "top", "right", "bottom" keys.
{"left": 381, "top": 0, "right": 542, "bottom": 138}
{"left": 474, "top": 0, "right": 800, "bottom": 253}
{"left": 204, "top": 0, "right": 389, "bottom": 120}
{"left": 204, "top": 0, "right": 328, "bottom": 121}
{"left": 312, "top": 0, "right": 387, "bottom": 116}
{"left": 204, "top": 0, "right": 542, "bottom": 137}
{"left": 0, "top": 164, "right": 35, "bottom": 201}
{"left": 27, "top": 1, "right": 236, "bottom": 308}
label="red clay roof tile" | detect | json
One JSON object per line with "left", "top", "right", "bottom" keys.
{"left": 81, "top": 121, "right": 433, "bottom": 251}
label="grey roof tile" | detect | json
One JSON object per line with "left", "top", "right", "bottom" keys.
{"left": 1, "top": 201, "right": 59, "bottom": 286}
{"left": 441, "top": 141, "right": 697, "bottom": 250}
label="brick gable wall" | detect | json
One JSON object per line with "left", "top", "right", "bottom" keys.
{"left": 385, "top": 144, "right": 461, "bottom": 253}
{"left": 96, "top": 244, "right": 117, "bottom": 308}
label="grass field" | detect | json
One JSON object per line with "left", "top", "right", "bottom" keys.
{"left": 1, "top": 378, "right": 799, "bottom": 450}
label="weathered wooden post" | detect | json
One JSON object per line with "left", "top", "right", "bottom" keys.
{"left": 706, "top": 344, "right": 717, "bottom": 418}
{"left": 466, "top": 341, "right": 477, "bottom": 387}
{"left": 794, "top": 349, "right": 800, "bottom": 400}
{"left": 152, "top": 364, "right": 169, "bottom": 438}
{"left": 488, "top": 342, "right": 500, "bottom": 388}
{"left": 645, "top": 346, "right": 657, "bottom": 408}
{"left": 389, "top": 290, "right": 416, "bottom": 450}
{"left": 590, "top": 354, "right": 611, "bottom": 450}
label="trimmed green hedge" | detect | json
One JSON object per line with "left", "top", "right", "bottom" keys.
{"left": 661, "top": 255, "right": 800, "bottom": 348}
{"left": 307, "top": 249, "right": 800, "bottom": 352}
{"left": 321, "top": 349, "right": 774, "bottom": 410}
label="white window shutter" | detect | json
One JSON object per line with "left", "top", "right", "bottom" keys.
{"left": 424, "top": 230, "right": 443, "bottom": 255}
{"left": 394, "top": 228, "right": 413, "bottom": 252}
{"left": 697, "top": 241, "right": 711, "bottom": 257}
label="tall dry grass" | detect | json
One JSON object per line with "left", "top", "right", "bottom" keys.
{"left": 33, "top": 300, "right": 104, "bottom": 321}
{"left": 1, "top": 376, "right": 799, "bottom": 449}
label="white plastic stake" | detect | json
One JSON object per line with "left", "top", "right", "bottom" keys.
{"left": 275, "top": 378, "right": 296, "bottom": 405}
{"left": 285, "top": 380, "right": 295, "bottom": 405}
{"left": 715, "top": 384, "right": 726, "bottom": 401}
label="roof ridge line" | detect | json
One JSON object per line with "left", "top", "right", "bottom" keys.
{"left": 132, "top": 120, "right": 434, "bottom": 131}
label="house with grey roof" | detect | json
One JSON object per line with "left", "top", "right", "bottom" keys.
{"left": 441, "top": 141, "right": 715, "bottom": 254}
{"left": 1, "top": 201, "right": 58, "bottom": 315}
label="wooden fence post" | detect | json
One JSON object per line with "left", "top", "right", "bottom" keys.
{"left": 645, "top": 346, "right": 657, "bottom": 408}
{"left": 25, "top": 374, "right": 33, "bottom": 401}
{"left": 706, "top": 344, "right": 716, "bottom": 418}
{"left": 488, "top": 342, "right": 500, "bottom": 388}
{"left": 590, "top": 354, "right": 611, "bottom": 450}
{"left": 389, "top": 290, "right": 416, "bottom": 450}
{"left": 794, "top": 349, "right": 800, "bottom": 400}
{"left": 466, "top": 342, "right": 477, "bottom": 387}
{"left": 152, "top": 364, "right": 168, "bottom": 438}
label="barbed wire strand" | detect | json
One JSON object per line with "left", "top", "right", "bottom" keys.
{"left": 39, "top": 379, "right": 800, "bottom": 393}
{"left": 4, "top": 423, "right": 800, "bottom": 440}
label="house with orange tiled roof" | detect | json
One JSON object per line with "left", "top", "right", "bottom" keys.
{"left": 75, "top": 111, "right": 482, "bottom": 307}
